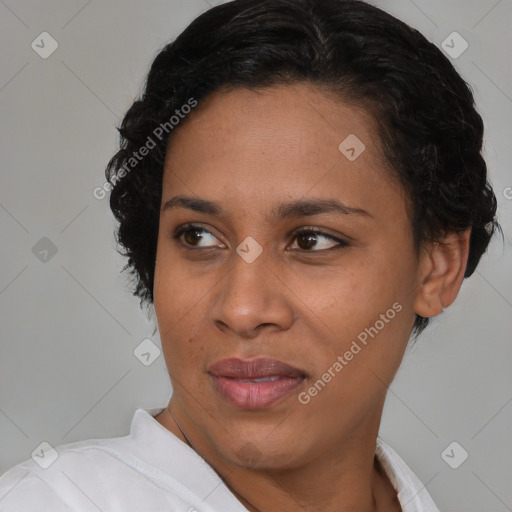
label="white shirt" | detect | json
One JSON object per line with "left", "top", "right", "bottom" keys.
{"left": 0, "top": 407, "right": 440, "bottom": 512}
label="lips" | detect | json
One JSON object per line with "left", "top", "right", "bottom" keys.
{"left": 209, "top": 357, "right": 306, "bottom": 379}
{"left": 208, "top": 357, "right": 307, "bottom": 409}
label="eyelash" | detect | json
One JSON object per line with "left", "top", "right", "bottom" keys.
{"left": 172, "top": 223, "right": 348, "bottom": 253}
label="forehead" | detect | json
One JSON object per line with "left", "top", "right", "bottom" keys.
{"left": 165, "top": 82, "right": 383, "bottom": 165}
{"left": 162, "top": 83, "right": 402, "bottom": 221}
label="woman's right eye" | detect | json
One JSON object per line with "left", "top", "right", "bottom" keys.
{"left": 173, "top": 224, "right": 222, "bottom": 249}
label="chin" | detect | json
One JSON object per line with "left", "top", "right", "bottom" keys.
{"left": 215, "top": 429, "right": 307, "bottom": 471}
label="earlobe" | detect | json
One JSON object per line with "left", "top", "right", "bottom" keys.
{"left": 413, "top": 229, "right": 471, "bottom": 318}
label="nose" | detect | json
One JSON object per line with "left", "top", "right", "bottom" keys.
{"left": 209, "top": 250, "right": 295, "bottom": 339}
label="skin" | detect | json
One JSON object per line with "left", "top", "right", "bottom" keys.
{"left": 152, "top": 82, "right": 471, "bottom": 512}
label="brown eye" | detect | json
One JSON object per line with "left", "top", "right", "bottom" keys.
{"left": 173, "top": 224, "right": 221, "bottom": 248}
{"left": 290, "top": 229, "right": 348, "bottom": 252}
{"left": 295, "top": 231, "right": 319, "bottom": 250}
{"left": 183, "top": 227, "right": 205, "bottom": 246}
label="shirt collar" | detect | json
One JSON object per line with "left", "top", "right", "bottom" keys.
{"left": 126, "top": 407, "right": 248, "bottom": 511}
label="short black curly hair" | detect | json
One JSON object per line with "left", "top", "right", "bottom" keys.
{"left": 106, "top": 0, "right": 501, "bottom": 338}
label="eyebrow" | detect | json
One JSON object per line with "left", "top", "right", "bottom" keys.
{"left": 162, "top": 195, "right": 372, "bottom": 220}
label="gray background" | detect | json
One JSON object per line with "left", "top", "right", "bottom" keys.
{"left": 1, "top": 0, "right": 511, "bottom": 510}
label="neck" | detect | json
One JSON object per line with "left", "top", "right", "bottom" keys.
{"left": 155, "top": 402, "right": 400, "bottom": 512}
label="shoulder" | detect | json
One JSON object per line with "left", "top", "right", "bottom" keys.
{"left": 0, "top": 440, "right": 128, "bottom": 511}
{"left": 0, "top": 432, "right": 213, "bottom": 512}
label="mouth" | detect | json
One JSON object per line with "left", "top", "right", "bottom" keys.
{"left": 208, "top": 357, "right": 307, "bottom": 409}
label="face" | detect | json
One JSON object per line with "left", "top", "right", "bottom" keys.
{"left": 153, "top": 82, "right": 422, "bottom": 470}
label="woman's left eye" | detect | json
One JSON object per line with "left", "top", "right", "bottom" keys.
{"left": 289, "top": 229, "right": 348, "bottom": 251}
{"left": 172, "top": 224, "right": 348, "bottom": 252}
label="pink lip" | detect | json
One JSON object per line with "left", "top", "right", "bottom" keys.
{"left": 208, "top": 357, "right": 307, "bottom": 409}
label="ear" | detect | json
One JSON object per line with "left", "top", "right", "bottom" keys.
{"left": 413, "top": 229, "right": 471, "bottom": 318}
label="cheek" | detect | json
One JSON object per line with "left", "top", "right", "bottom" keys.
{"left": 153, "top": 256, "right": 186, "bottom": 345}
{"left": 153, "top": 256, "right": 213, "bottom": 373}
{"left": 296, "top": 300, "right": 409, "bottom": 432}
{"left": 295, "top": 251, "right": 412, "bottom": 361}
{"left": 153, "top": 239, "right": 196, "bottom": 327}
{"left": 296, "top": 257, "right": 392, "bottom": 323}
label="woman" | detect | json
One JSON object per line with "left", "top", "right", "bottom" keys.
{"left": 0, "top": 0, "right": 500, "bottom": 510}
